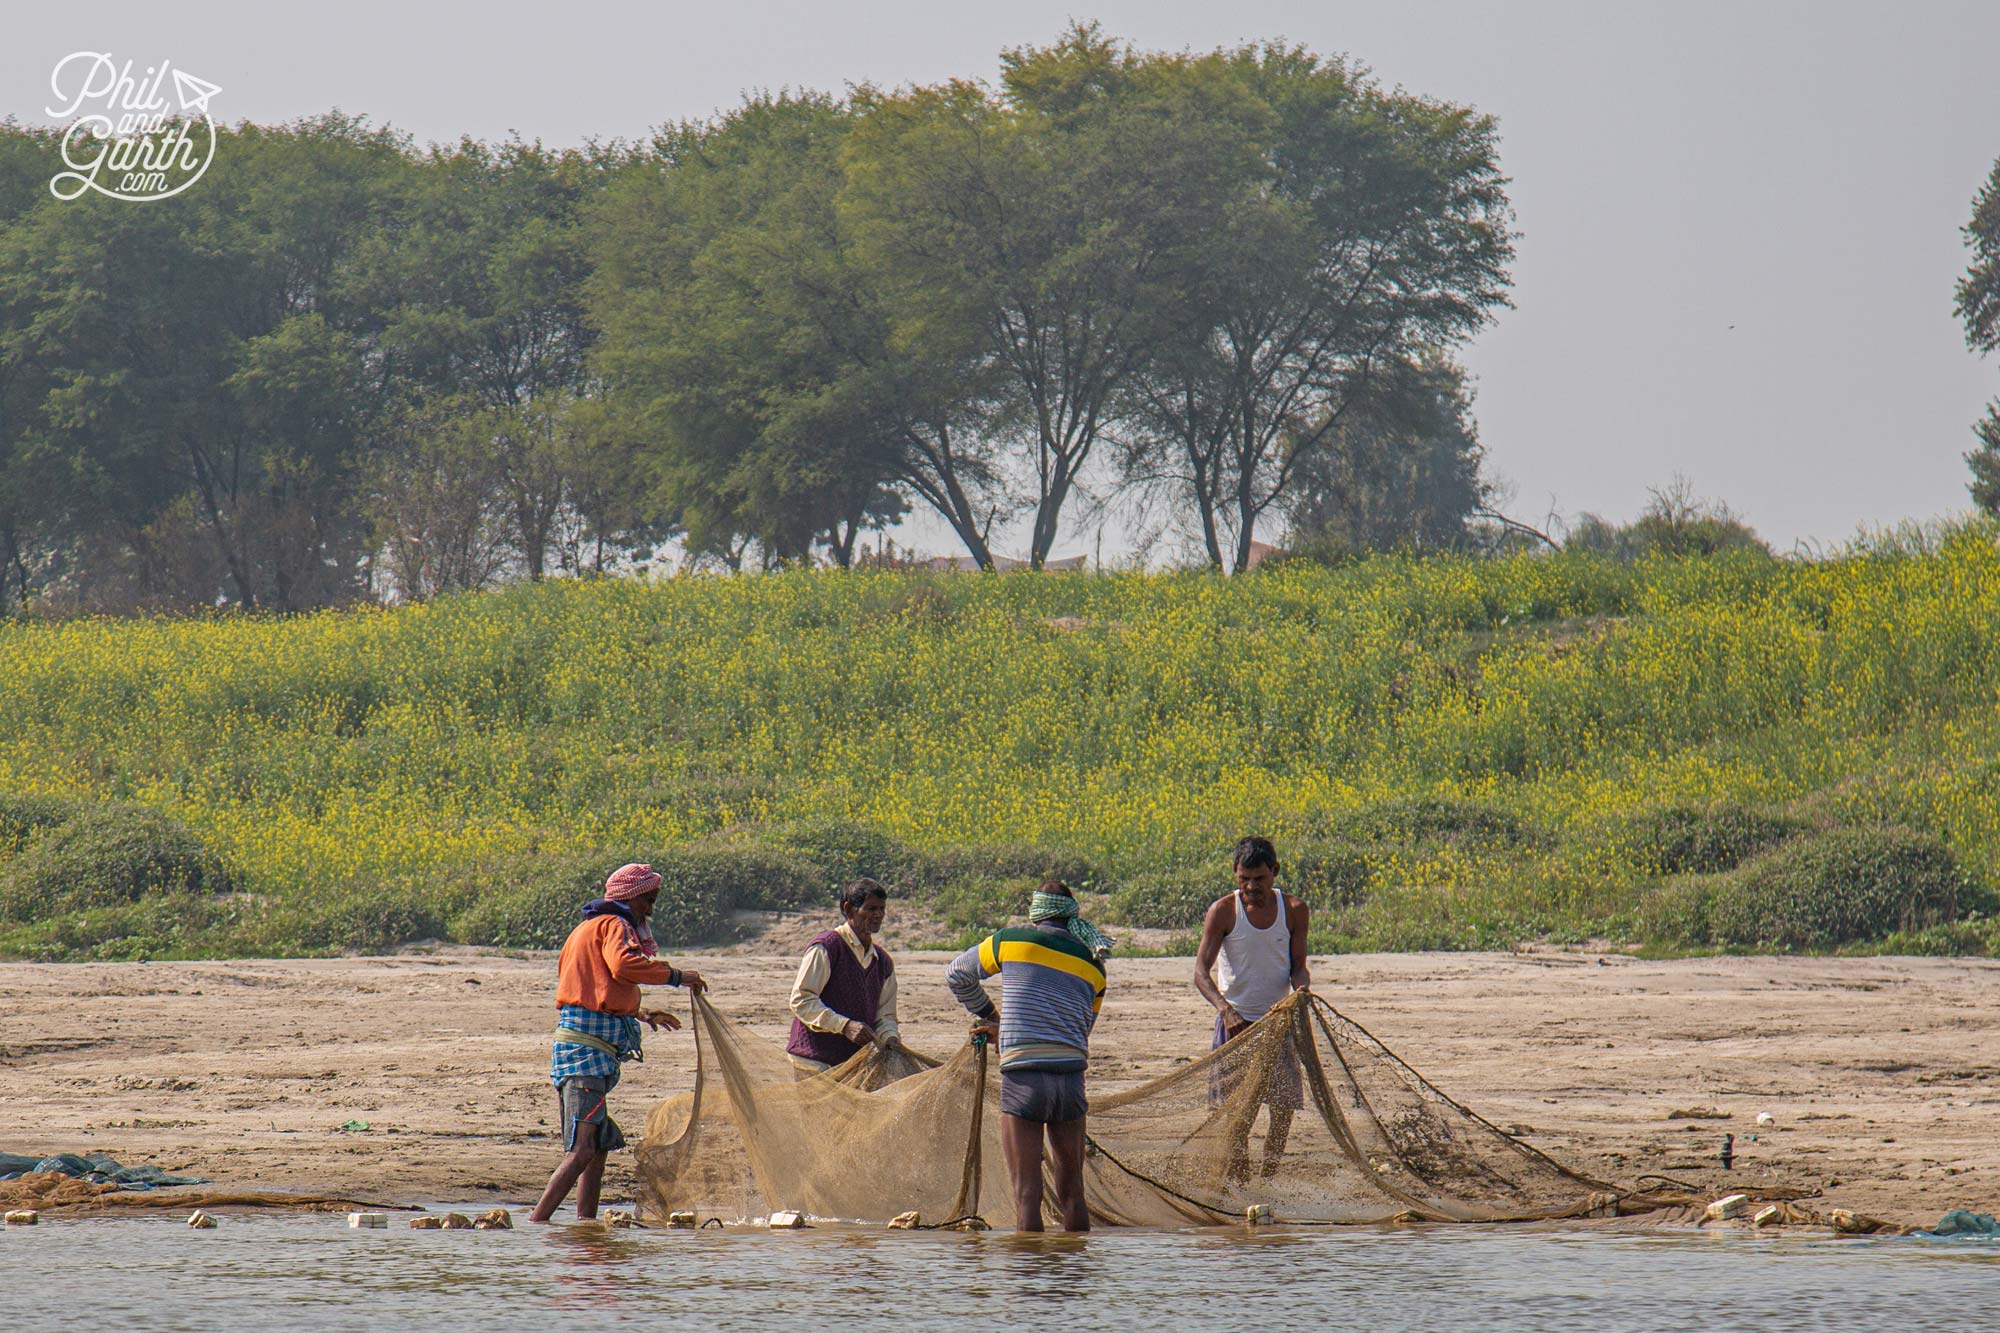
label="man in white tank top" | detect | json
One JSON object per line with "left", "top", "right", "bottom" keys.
{"left": 1193, "top": 836, "right": 1311, "bottom": 1181}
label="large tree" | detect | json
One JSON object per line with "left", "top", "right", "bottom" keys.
{"left": 590, "top": 94, "right": 993, "bottom": 566}
{"left": 843, "top": 26, "right": 1254, "bottom": 567}
{"left": 349, "top": 137, "right": 632, "bottom": 578}
{"left": 1283, "top": 357, "right": 1489, "bottom": 554}
{"left": 0, "top": 115, "right": 406, "bottom": 610}
{"left": 1122, "top": 45, "right": 1514, "bottom": 571}
{"left": 1959, "top": 156, "right": 2000, "bottom": 513}
{"left": 0, "top": 30, "right": 1522, "bottom": 600}
{"left": 0, "top": 121, "right": 62, "bottom": 613}
{"left": 361, "top": 394, "right": 513, "bottom": 598}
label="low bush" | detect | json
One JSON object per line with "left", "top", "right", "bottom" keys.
{"left": 453, "top": 840, "right": 823, "bottom": 951}
{"left": 769, "top": 818, "right": 923, "bottom": 892}
{"left": 1635, "top": 877, "right": 1720, "bottom": 946}
{"left": 663, "top": 841, "right": 826, "bottom": 913}
{"left": 1662, "top": 826, "right": 1984, "bottom": 950}
{"left": 1619, "top": 804, "right": 1803, "bottom": 875}
{"left": 1322, "top": 796, "right": 1543, "bottom": 851}
{"left": 912, "top": 843, "right": 1104, "bottom": 895}
{"left": 1875, "top": 917, "right": 2000, "bottom": 957}
{"left": 450, "top": 854, "right": 587, "bottom": 951}
{"left": 0, "top": 893, "right": 242, "bottom": 962}
{"left": 930, "top": 877, "right": 1039, "bottom": 930}
{"left": 1109, "top": 866, "right": 1225, "bottom": 930}
{"left": 0, "top": 793, "right": 85, "bottom": 852}
{"left": 1110, "top": 844, "right": 1369, "bottom": 930}
{"left": 1288, "top": 841, "right": 1375, "bottom": 909}
{"left": 0, "top": 801, "right": 234, "bottom": 921}
{"left": 280, "top": 892, "right": 452, "bottom": 955}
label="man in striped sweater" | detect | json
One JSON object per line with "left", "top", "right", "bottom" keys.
{"left": 946, "top": 879, "right": 1111, "bottom": 1232}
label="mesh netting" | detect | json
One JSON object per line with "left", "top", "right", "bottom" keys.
{"left": 640, "top": 992, "right": 1661, "bottom": 1228}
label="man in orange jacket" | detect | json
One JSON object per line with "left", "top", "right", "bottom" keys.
{"left": 529, "top": 863, "right": 705, "bottom": 1223}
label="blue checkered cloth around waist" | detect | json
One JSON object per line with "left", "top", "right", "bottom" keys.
{"left": 550, "top": 1004, "right": 643, "bottom": 1086}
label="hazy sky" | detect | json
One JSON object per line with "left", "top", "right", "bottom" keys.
{"left": 8, "top": 1, "right": 1999, "bottom": 560}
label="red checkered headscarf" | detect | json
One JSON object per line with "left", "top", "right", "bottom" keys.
{"left": 603, "top": 863, "right": 662, "bottom": 956}
{"left": 605, "top": 863, "right": 662, "bottom": 902}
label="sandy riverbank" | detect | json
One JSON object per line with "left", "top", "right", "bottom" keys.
{"left": 3, "top": 944, "right": 1995, "bottom": 1226}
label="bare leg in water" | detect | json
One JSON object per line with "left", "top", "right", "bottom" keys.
{"left": 530, "top": 1122, "right": 607, "bottom": 1222}
{"left": 1045, "top": 1117, "right": 1090, "bottom": 1231}
{"left": 1002, "top": 1114, "right": 1090, "bottom": 1232}
{"left": 1001, "top": 1113, "right": 1047, "bottom": 1230}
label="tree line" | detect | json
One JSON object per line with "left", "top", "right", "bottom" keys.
{"left": 0, "top": 26, "right": 1517, "bottom": 614}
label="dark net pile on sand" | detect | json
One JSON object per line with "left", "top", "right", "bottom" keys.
{"left": 641, "top": 992, "right": 1683, "bottom": 1229}
{"left": 0, "top": 1173, "right": 394, "bottom": 1214}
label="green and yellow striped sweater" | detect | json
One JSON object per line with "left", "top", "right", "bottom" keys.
{"left": 946, "top": 921, "right": 1106, "bottom": 1071}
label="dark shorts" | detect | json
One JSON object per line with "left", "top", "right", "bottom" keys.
{"left": 557, "top": 1074, "right": 626, "bottom": 1154}
{"left": 1210, "top": 1014, "right": 1305, "bottom": 1111}
{"left": 1000, "top": 1067, "right": 1088, "bottom": 1124}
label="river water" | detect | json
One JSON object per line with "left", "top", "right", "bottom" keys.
{"left": 6, "top": 1210, "right": 1995, "bottom": 1329}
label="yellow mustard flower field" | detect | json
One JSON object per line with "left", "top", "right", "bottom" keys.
{"left": 3, "top": 538, "right": 1999, "bottom": 959}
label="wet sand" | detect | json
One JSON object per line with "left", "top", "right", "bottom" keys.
{"left": 2, "top": 945, "right": 1995, "bottom": 1226}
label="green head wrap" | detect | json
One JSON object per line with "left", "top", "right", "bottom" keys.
{"left": 1030, "top": 890, "right": 1114, "bottom": 959}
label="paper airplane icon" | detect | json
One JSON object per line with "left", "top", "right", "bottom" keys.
{"left": 171, "top": 68, "right": 221, "bottom": 115}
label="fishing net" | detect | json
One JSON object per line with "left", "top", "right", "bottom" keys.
{"left": 639, "top": 991, "right": 1669, "bottom": 1228}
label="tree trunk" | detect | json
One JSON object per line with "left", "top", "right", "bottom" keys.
{"left": 1189, "top": 444, "right": 1225, "bottom": 570}
{"left": 1027, "top": 390, "right": 1107, "bottom": 568}
{"left": 1028, "top": 454, "right": 1077, "bottom": 569}
{"left": 511, "top": 484, "right": 550, "bottom": 579}
{"left": 907, "top": 427, "right": 997, "bottom": 569}
{"left": 186, "top": 438, "right": 259, "bottom": 608}
{"left": 0, "top": 524, "right": 15, "bottom": 615}
{"left": 828, "top": 513, "right": 862, "bottom": 568}
{"left": 1231, "top": 461, "right": 1259, "bottom": 576}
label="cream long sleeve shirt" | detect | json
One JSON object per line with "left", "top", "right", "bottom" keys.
{"left": 787, "top": 921, "right": 900, "bottom": 1042}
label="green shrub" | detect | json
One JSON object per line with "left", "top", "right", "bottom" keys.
{"left": 1288, "top": 841, "right": 1375, "bottom": 909}
{"left": 451, "top": 857, "right": 588, "bottom": 950}
{"left": 285, "top": 892, "right": 450, "bottom": 954}
{"left": 1109, "top": 866, "right": 1226, "bottom": 930}
{"left": 1620, "top": 804, "right": 1802, "bottom": 874}
{"left": 1706, "top": 826, "right": 1975, "bottom": 949}
{"left": 1322, "top": 796, "right": 1542, "bottom": 850}
{"left": 0, "top": 793, "right": 85, "bottom": 852}
{"left": 913, "top": 843, "right": 1104, "bottom": 894}
{"left": 1875, "top": 916, "right": 2000, "bottom": 957}
{"left": 453, "top": 840, "right": 822, "bottom": 951}
{"left": 769, "top": 818, "right": 921, "bottom": 891}
{"left": 0, "top": 802, "right": 233, "bottom": 921}
{"left": 1636, "top": 877, "right": 1721, "bottom": 946}
{"left": 0, "top": 893, "right": 241, "bottom": 961}
{"left": 930, "top": 877, "right": 1039, "bottom": 930}
{"left": 1109, "top": 844, "right": 1367, "bottom": 929}
{"left": 663, "top": 840, "right": 826, "bottom": 912}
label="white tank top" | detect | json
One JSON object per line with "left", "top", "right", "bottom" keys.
{"left": 1215, "top": 889, "right": 1293, "bottom": 1021}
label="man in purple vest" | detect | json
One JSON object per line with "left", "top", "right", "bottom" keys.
{"left": 786, "top": 878, "right": 900, "bottom": 1076}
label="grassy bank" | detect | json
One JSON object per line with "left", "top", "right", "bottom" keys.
{"left": 4, "top": 535, "right": 2000, "bottom": 960}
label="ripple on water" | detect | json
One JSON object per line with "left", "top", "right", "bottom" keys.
{"left": 5, "top": 1213, "right": 1996, "bottom": 1331}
